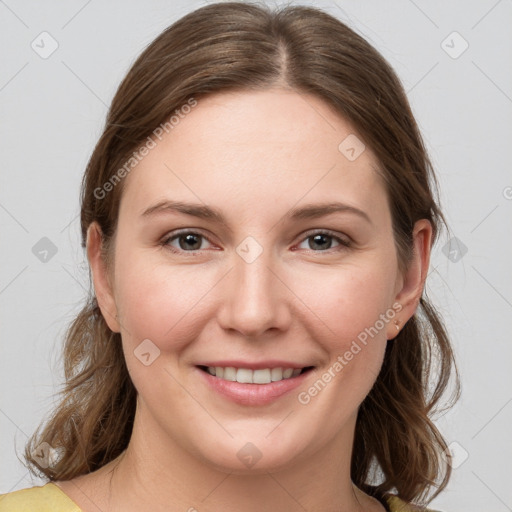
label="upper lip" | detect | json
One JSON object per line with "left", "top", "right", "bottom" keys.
{"left": 196, "top": 360, "right": 313, "bottom": 370}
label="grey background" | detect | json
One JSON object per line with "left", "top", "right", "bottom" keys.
{"left": 1, "top": 1, "right": 511, "bottom": 510}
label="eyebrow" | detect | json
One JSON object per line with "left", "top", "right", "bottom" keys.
{"left": 140, "top": 200, "right": 372, "bottom": 227}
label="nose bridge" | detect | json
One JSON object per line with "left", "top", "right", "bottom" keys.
{"left": 219, "top": 236, "right": 289, "bottom": 337}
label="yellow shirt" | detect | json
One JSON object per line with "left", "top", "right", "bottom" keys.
{"left": 0, "top": 483, "right": 442, "bottom": 511}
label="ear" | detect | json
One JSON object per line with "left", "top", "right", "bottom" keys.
{"left": 387, "top": 219, "right": 433, "bottom": 340}
{"left": 86, "top": 221, "right": 121, "bottom": 333}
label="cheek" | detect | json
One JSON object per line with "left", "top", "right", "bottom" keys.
{"left": 113, "top": 256, "right": 216, "bottom": 402}
{"left": 291, "top": 260, "right": 397, "bottom": 403}
{"left": 113, "top": 251, "right": 216, "bottom": 349}
{"left": 295, "top": 262, "right": 396, "bottom": 344}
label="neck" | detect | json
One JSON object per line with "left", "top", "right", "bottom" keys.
{"left": 73, "top": 404, "right": 384, "bottom": 512}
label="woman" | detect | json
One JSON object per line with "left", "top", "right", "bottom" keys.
{"left": 0, "top": 2, "right": 460, "bottom": 511}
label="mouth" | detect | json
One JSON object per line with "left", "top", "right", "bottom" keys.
{"left": 196, "top": 364, "right": 316, "bottom": 405}
{"left": 196, "top": 365, "right": 315, "bottom": 384}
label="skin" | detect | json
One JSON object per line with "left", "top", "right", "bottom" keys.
{"left": 54, "top": 88, "right": 432, "bottom": 512}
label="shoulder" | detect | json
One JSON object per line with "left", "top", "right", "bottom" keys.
{"left": 0, "top": 483, "right": 81, "bottom": 512}
{"left": 385, "top": 494, "right": 445, "bottom": 512}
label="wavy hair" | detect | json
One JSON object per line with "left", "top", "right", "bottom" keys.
{"left": 23, "top": 2, "right": 460, "bottom": 506}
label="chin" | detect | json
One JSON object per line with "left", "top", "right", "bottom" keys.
{"left": 200, "top": 445, "right": 303, "bottom": 475}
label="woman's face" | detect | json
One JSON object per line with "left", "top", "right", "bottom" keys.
{"left": 90, "top": 89, "right": 425, "bottom": 473}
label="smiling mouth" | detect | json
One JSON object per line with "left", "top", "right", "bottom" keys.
{"left": 197, "top": 365, "right": 314, "bottom": 384}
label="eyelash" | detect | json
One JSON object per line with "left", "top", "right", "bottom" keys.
{"left": 160, "top": 229, "right": 352, "bottom": 257}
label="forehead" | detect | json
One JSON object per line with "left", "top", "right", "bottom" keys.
{"left": 119, "top": 89, "right": 388, "bottom": 225}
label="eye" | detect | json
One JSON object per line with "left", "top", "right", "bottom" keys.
{"left": 161, "top": 228, "right": 351, "bottom": 256}
{"left": 295, "top": 230, "right": 351, "bottom": 252}
{"left": 162, "top": 230, "right": 214, "bottom": 255}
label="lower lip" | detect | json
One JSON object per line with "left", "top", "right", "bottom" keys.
{"left": 196, "top": 367, "right": 313, "bottom": 406}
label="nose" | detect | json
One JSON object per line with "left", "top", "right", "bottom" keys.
{"left": 217, "top": 246, "right": 292, "bottom": 339}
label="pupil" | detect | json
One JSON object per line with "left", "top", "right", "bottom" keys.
{"left": 180, "top": 234, "right": 201, "bottom": 250}
{"left": 310, "top": 234, "right": 330, "bottom": 250}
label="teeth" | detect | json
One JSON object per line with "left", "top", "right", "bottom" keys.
{"left": 236, "top": 368, "right": 253, "bottom": 383}
{"left": 205, "top": 366, "right": 304, "bottom": 384}
{"left": 271, "top": 368, "right": 283, "bottom": 381}
{"left": 223, "top": 367, "right": 236, "bottom": 381}
{"left": 253, "top": 369, "right": 271, "bottom": 384}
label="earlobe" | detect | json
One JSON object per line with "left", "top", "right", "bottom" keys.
{"left": 86, "top": 222, "right": 121, "bottom": 333}
{"left": 387, "top": 219, "right": 433, "bottom": 340}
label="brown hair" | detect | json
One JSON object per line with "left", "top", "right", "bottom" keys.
{"left": 23, "top": 1, "right": 460, "bottom": 506}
